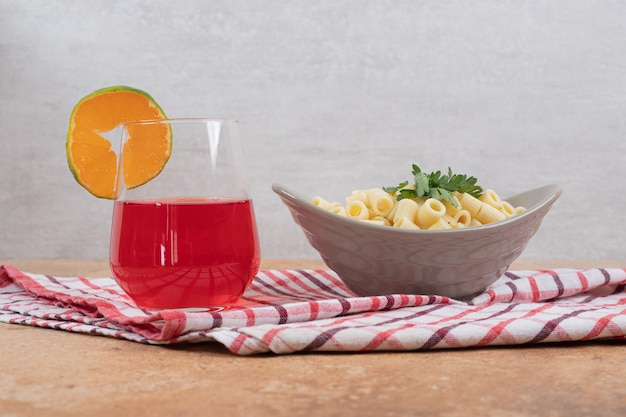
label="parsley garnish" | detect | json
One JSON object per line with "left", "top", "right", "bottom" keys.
{"left": 383, "top": 164, "right": 483, "bottom": 207}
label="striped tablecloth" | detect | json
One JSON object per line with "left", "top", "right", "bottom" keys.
{"left": 1, "top": 264, "right": 625, "bottom": 355}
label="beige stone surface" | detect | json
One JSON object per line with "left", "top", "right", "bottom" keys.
{"left": 1, "top": 259, "right": 625, "bottom": 417}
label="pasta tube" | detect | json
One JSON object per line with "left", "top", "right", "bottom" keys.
{"left": 475, "top": 202, "right": 506, "bottom": 224}
{"left": 393, "top": 216, "right": 420, "bottom": 230}
{"left": 366, "top": 188, "right": 395, "bottom": 217}
{"left": 345, "top": 190, "right": 368, "bottom": 205}
{"left": 499, "top": 201, "right": 515, "bottom": 218}
{"left": 330, "top": 205, "right": 347, "bottom": 217}
{"left": 479, "top": 189, "right": 502, "bottom": 209}
{"left": 312, "top": 196, "right": 334, "bottom": 210}
{"left": 393, "top": 198, "right": 419, "bottom": 224}
{"left": 416, "top": 198, "right": 446, "bottom": 228}
{"left": 458, "top": 192, "right": 483, "bottom": 218}
{"left": 453, "top": 210, "right": 472, "bottom": 227}
{"left": 346, "top": 200, "right": 370, "bottom": 220}
{"left": 371, "top": 216, "right": 392, "bottom": 226}
{"left": 470, "top": 218, "right": 483, "bottom": 227}
{"left": 385, "top": 203, "right": 398, "bottom": 222}
{"left": 428, "top": 217, "right": 453, "bottom": 230}
{"left": 442, "top": 193, "right": 462, "bottom": 216}
{"left": 361, "top": 218, "right": 387, "bottom": 226}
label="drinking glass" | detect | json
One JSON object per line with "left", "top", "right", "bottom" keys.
{"left": 109, "top": 118, "right": 261, "bottom": 309}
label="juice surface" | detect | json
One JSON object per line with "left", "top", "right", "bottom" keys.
{"left": 110, "top": 198, "right": 260, "bottom": 309}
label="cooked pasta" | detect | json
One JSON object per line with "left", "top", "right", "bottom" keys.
{"left": 453, "top": 210, "right": 472, "bottom": 227}
{"left": 346, "top": 190, "right": 368, "bottom": 205}
{"left": 479, "top": 189, "right": 502, "bottom": 209}
{"left": 393, "top": 216, "right": 420, "bottom": 229}
{"left": 416, "top": 198, "right": 446, "bottom": 229}
{"left": 470, "top": 218, "right": 483, "bottom": 227}
{"left": 500, "top": 201, "right": 515, "bottom": 217}
{"left": 393, "top": 198, "right": 419, "bottom": 224}
{"left": 346, "top": 199, "right": 370, "bottom": 220}
{"left": 329, "top": 205, "right": 347, "bottom": 217}
{"left": 361, "top": 218, "right": 387, "bottom": 226}
{"left": 365, "top": 188, "right": 395, "bottom": 217}
{"left": 312, "top": 185, "right": 524, "bottom": 230}
{"left": 475, "top": 203, "right": 506, "bottom": 224}
{"left": 442, "top": 195, "right": 462, "bottom": 216}
{"left": 312, "top": 196, "right": 333, "bottom": 210}
{"left": 428, "top": 217, "right": 453, "bottom": 230}
{"left": 457, "top": 193, "right": 483, "bottom": 218}
{"left": 372, "top": 215, "right": 392, "bottom": 226}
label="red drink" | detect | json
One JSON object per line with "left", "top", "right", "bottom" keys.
{"left": 109, "top": 198, "right": 260, "bottom": 309}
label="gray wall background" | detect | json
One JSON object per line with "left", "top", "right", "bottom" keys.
{"left": 1, "top": 0, "right": 625, "bottom": 261}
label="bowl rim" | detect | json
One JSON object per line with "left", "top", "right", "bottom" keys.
{"left": 272, "top": 183, "right": 563, "bottom": 235}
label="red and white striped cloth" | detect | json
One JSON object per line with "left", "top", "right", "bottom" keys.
{"left": 1, "top": 264, "right": 625, "bottom": 355}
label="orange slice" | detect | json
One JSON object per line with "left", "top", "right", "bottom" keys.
{"left": 66, "top": 85, "right": 171, "bottom": 199}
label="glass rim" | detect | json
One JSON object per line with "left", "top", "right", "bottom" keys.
{"left": 122, "top": 117, "right": 239, "bottom": 127}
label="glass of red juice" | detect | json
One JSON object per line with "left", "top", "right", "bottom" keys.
{"left": 109, "top": 118, "right": 261, "bottom": 310}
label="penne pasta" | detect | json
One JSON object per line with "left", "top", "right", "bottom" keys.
{"left": 312, "top": 182, "right": 525, "bottom": 231}
{"left": 366, "top": 188, "right": 395, "bottom": 217}
{"left": 360, "top": 218, "right": 387, "bottom": 226}
{"left": 453, "top": 209, "right": 472, "bottom": 227}
{"left": 470, "top": 218, "right": 483, "bottom": 227}
{"left": 458, "top": 192, "right": 483, "bottom": 218}
{"left": 345, "top": 190, "right": 369, "bottom": 205}
{"left": 330, "top": 205, "right": 347, "bottom": 217}
{"left": 479, "top": 189, "right": 502, "bottom": 209}
{"left": 475, "top": 202, "right": 506, "bottom": 224}
{"left": 442, "top": 214, "right": 459, "bottom": 229}
{"left": 393, "top": 216, "right": 420, "bottom": 230}
{"left": 371, "top": 216, "right": 392, "bottom": 226}
{"left": 416, "top": 198, "right": 446, "bottom": 228}
{"left": 346, "top": 200, "right": 370, "bottom": 220}
{"left": 312, "top": 196, "right": 334, "bottom": 210}
{"left": 442, "top": 193, "right": 462, "bottom": 216}
{"left": 393, "top": 198, "right": 419, "bottom": 224}
{"left": 499, "top": 201, "right": 516, "bottom": 218}
{"left": 385, "top": 203, "right": 398, "bottom": 222}
{"left": 428, "top": 217, "right": 453, "bottom": 230}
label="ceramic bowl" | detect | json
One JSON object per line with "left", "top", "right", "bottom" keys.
{"left": 272, "top": 183, "right": 562, "bottom": 299}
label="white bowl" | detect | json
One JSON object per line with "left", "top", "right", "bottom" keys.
{"left": 273, "top": 183, "right": 562, "bottom": 299}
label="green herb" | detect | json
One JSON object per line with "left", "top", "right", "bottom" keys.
{"left": 383, "top": 164, "right": 483, "bottom": 207}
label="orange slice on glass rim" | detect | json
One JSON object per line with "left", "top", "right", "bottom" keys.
{"left": 66, "top": 85, "right": 171, "bottom": 199}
